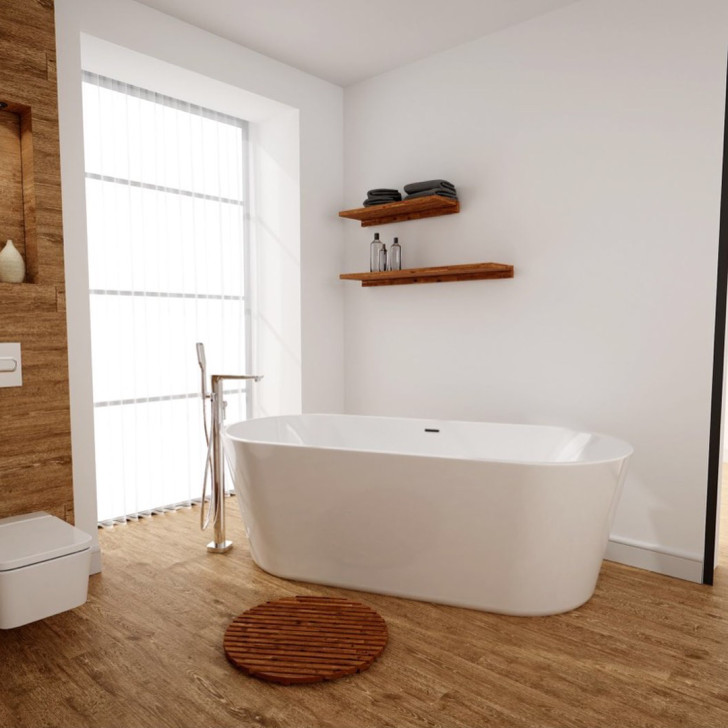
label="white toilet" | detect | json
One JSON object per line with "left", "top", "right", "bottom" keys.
{"left": 0, "top": 511, "right": 92, "bottom": 629}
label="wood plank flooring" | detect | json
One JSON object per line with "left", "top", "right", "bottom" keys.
{"left": 2, "top": 496, "right": 728, "bottom": 727}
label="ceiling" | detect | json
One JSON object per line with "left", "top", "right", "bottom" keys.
{"left": 133, "top": 0, "right": 579, "bottom": 86}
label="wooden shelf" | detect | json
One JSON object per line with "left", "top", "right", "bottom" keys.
{"left": 340, "top": 262, "right": 514, "bottom": 287}
{"left": 0, "top": 282, "right": 60, "bottom": 313}
{"left": 338, "top": 194, "right": 510, "bottom": 289}
{"left": 339, "top": 195, "right": 459, "bottom": 227}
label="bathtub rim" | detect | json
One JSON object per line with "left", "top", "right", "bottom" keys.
{"left": 224, "top": 413, "right": 634, "bottom": 467}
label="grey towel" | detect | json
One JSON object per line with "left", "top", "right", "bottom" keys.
{"left": 364, "top": 193, "right": 401, "bottom": 206}
{"left": 404, "top": 179, "right": 456, "bottom": 195}
{"left": 363, "top": 198, "right": 400, "bottom": 207}
{"left": 366, "top": 193, "right": 401, "bottom": 201}
{"left": 404, "top": 189, "right": 458, "bottom": 200}
{"left": 367, "top": 188, "right": 400, "bottom": 196}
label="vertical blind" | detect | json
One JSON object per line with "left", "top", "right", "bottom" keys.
{"left": 82, "top": 72, "right": 251, "bottom": 525}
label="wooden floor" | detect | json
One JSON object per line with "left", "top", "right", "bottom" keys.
{"left": 3, "top": 496, "right": 728, "bottom": 728}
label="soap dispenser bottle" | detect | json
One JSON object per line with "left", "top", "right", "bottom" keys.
{"left": 389, "top": 237, "right": 402, "bottom": 271}
{"left": 370, "top": 233, "right": 384, "bottom": 272}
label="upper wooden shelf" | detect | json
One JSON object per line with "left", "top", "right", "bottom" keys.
{"left": 340, "top": 262, "right": 514, "bottom": 287}
{"left": 339, "top": 195, "right": 459, "bottom": 227}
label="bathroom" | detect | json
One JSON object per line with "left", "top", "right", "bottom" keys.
{"left": 1, "top": 0, "right": 728, "bottom": 725}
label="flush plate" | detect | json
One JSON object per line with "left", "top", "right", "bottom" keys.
{"left": 0, "top": 343, "right": 22, "bottom": 387}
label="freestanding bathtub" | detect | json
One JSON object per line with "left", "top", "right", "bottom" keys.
{"left": 223, "top": 414, "right": 632, "bottom": 616}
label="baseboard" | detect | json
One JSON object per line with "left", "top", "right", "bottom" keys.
{"left": 89, "top": 544, "right": 102, "bottom": 575}
{"left": 605, "top": 537, "right": 703, "bottom": 583}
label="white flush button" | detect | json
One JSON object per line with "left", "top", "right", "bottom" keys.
{"left": 0, "top": 343, "right": 22, "bottom": 387}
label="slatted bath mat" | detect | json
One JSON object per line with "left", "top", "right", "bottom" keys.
{"left": 223, "top": 596, "right": 388, "bottom": 685}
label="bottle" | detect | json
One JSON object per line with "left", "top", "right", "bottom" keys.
{"left": 389, "top": 237, "right": 402, "bottom": 271}
{"left": 378, "top": 244, "right": 388, "bottom": 273}
{"left": 369, "top": 233, "right": 384, "bottom": 272}
{"left": 0, "top": 239, "right": 25, "bottom": 283}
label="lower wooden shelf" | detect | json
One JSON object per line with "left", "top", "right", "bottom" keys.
{"left": 0, "top": 282, "right": 60, "bottom": 313}
{"left": 340, "top": 262, "right": 514, "bottom": 287}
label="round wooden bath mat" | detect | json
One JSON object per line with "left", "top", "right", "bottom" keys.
{"left": 223, "top": 596, "right": 388, "bottom": 685}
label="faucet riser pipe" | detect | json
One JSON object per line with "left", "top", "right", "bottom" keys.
{"left": 207, "top": 378, "right": 233, "bottom": 553}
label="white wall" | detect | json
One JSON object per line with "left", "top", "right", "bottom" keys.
{"left": 343, "top": 0, "right": 728, "bottom": 581}
{"left": 55, "top": 0, "right": 345, "bottom": 569}
{"left": 250, "top": 107, "right": 303, "bottom": 418}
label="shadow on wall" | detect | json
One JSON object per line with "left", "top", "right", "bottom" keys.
{"left": 605, "top": 468, "right": 703, "bottom": 582}
{"left": 250, "top": 115, "right": 302, "bottom": 419}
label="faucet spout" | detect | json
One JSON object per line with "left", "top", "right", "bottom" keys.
{"left": 211, "top": 373, "right": 263, "bottom": 387}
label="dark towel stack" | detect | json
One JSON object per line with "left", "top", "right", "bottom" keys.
{"left": 403, "top": 179, "right": 458, "bottom": 201}
{"left": 363, "top": 188, "right": 402, "bottom": 207}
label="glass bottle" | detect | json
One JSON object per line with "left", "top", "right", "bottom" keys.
{"left": 378, "top": 244, "right": 388, "bottom": 273}
{"left": 369, "top": 233, "right": 384, "bottom": 272}
{"left": 389, "top": 237, "right": 402, "bottom": 271}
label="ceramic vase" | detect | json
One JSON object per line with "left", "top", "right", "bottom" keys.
{"left": 0, "top": 239, "right": 25, "bottom": 283}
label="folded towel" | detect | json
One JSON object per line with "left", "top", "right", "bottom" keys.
{"left": 363, "top": 191, "right": 401, "bottom": 206}
{"left": 367, "top": 188, "right": 400, "bottom": 196}
{"left": 366, "top": 193, "right": 401, "bottom": 201}
{"left": 404, "top": 189, "right": 458, "bottom": 201}
{"left": 403, "top": 179, "right": 456, "bottom": 195}
{"left": 363, "top": 198, "right": 400, "bottom": 207}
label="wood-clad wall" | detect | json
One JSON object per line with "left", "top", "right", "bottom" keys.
{"left": 0, "top": 0, "right": 74, "bottom": 524}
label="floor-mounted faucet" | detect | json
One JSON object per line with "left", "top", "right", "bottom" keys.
{"left": 196, "top": 343, "right": 262, "bottom": 553}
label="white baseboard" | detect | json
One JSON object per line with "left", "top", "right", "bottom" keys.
{"left": 89, "top": 544, "right": 102, "bottom": 575}
{"left": 605, "top": 537, "right": 703, "bottom": 583}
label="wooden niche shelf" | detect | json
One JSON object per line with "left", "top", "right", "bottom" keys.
{"left": 0, "top": 99, "right": 37, "bottom": 283}
{"left": 340, "top": 262, "right": 514, "bottom": 287}
{"left": 339, "top": 194, "right": 459, "bottom": 227}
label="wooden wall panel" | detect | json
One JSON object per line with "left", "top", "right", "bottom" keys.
{"left": 0, "top": 0, "right": 74, "bottom": 524}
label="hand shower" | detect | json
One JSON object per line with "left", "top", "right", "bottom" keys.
{"left": 196, "top": 342, "right": 208, "bottom": 399}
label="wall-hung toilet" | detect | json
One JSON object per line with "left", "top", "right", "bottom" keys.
{"left": 0, "top": 511, "right": 92, "bottom": 629}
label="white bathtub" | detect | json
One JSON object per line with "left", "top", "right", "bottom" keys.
{"left": 224, "top": 414, "right": 632, "bottom": 616}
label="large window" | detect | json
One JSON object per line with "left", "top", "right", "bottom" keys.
{"left": 82, "top": 73, "right": 250, "bottom": 524}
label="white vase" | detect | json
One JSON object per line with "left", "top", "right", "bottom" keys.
{"left": 0, "top": 239, "right": 25, "bottom": 283}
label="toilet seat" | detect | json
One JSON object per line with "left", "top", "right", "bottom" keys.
{"left": 0, "top": 511, "right": 91, "bottom": 571}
